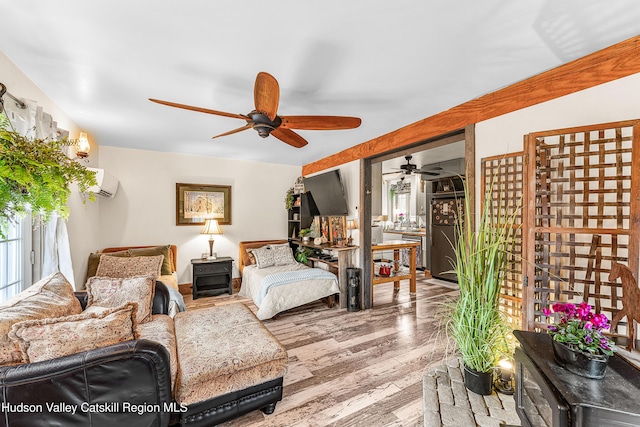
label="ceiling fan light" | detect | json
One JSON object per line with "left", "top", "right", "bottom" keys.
{"left": 252, "top": 123, "right": 275, "bottom": 137}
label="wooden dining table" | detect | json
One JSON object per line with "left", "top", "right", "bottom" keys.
{"left": 371, "top": 239, "right": 419, "bottom": 295}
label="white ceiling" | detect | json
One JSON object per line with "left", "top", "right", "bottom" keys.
{"left": 1, "top": 1, "right": 640, "bottom": 167}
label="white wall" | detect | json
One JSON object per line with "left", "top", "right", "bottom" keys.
{"left": 475, "top": 72, "right": 640, "bottom": 167}
{"left": 98, "top": 146, "right": 300, "bottom": 283}
{"left": 1, "top": 50, "right": 101, "bottom": 288}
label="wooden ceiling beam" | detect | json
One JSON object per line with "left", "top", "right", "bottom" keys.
{"left": 302, "top": 35, "right": 640, "bottom": 176}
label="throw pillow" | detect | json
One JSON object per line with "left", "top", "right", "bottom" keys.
{"left": 243, "top": 245, "right": 267, "bottom": 266}
{"left": 85, "top": 276, "right": 156, "bottom": 323}
{"left": 128, "top": 245, "right": 173, "bottom": 275}
{"left": 85, "top": 250, "right": 130, "bottom": 280}
{"left": 250, "top": 247, "right": 275, "bottom": 269}
{"left": 8, "top": 302, "right": 138, "bottom": 363}
{"left": 268, "top": 243, "right": 290, "bottom": 249}
{"left": 0, "top": 272, "right": 82, "bottom": 365}
{"left": 270, "top": 245, "right": 297, "bottom": 266}
{"left": 246, "top": 251, "right": 256, "bottom": 265}
{"left": 96, "top": 255, "right": 163, "bottom": 278}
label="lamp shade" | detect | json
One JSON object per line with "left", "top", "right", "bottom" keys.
{"left": 347, "top": 219, "right": 359, "bottom": 230}
{"left": 78, "top": 132, "right": 90, "bottom": 151}
{"left": 76, "top": 132, "right": 90, "bottom": 158}
{"left": 201, "top": 219, "right": 222, "bottom": 235}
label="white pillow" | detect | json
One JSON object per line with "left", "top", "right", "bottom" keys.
{"left": 270, "top": 245, "right": 297, "bottom": 266}
{"left": 250, "top": 247, "right": 275, "bottom": 268}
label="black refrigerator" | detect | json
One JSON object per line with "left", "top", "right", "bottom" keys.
{"left": 430, "top": 197, "right": 463, "bottom": 282}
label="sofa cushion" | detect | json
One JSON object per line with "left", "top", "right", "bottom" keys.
{"left": 96, "top": 255, "right": 163, "bottom": 278}
{"left": 137, "top": 314, "right": 178, "bottom": 394}
{"left": 173, "top": 303, "right": 288, "bottom": 406}
{"left": 85, "top": 276, "right": 156, "bottom": 323}
{"left": 85, "top": 250, "right": 130, "bottom": 281}
{"left": 246, "top": 250, "right": 257, "bottom": 265}
{"left": 0, "top": 272, "right": 82, "bottom": 365}
{"left": 128, "top": 245, "right": 173, "bottom": 276}
{"left": 8, "top": 302, "right": 138, "bottom": 363}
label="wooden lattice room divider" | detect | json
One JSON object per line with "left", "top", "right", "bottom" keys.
{"left": 523, "top": 120, "right": 640, "bottom": 343}
{"left": 481, "top": 153, "right": 525, "bottom": 330}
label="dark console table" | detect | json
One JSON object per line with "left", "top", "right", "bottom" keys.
{"left": 514, "top": 330, "right": 640, "bottom": 427}
{"left": 191, "top": 257, "right": 233, "bottom": 299}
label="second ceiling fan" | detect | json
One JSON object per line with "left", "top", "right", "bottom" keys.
{"left": 384, "top": 155, "right": 441, "bottom": 176}
{"left": 150, "top": 72, "right": 362, "bottom": 148}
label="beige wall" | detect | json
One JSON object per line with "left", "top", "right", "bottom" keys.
{"left": 97, "top": 146, "right": 301, "bottom": 284}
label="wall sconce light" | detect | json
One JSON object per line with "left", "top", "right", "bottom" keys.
{"left": 76, "top": 132, "right": 90, "bottom": 159}
{"left": 201, "top": 219, "right": 222, "bottom": 259}
{"left": 494, "top": 358, "right": 514, "bottom": 395}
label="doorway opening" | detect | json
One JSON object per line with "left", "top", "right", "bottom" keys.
{"left": 359, "top": 125, "right": 476, "bottom": 309}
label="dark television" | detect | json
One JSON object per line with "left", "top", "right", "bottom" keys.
{"left": 303, "top": 170, "right": 349, "bottom": 216}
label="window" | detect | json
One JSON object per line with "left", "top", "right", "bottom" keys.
{"left": 0, "top": 216, "right": 33, "bottom": 302}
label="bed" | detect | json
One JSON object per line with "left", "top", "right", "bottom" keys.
{"left": 238, "top": 240, "right": 340, "bottom": 320}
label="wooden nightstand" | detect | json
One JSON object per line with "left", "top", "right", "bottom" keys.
{"left": 190, "top": 257, "right": 233, "bottom": 299}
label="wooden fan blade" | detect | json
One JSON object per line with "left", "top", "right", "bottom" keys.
{"left": 254, "top": 72, "right": 279, "bottom": 121}
{"left": 271, "top": 128, "right": 308, "bottom": 148}
{"left": 280, "top": 115, "right": 361, "bottom": 130}
{"left": 149, "top": 98, "right": 245, "bottom": 120}
{"left": 212, "top": 124, "right": 252, "bottom": 139}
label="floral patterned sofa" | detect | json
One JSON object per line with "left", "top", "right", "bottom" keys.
{"left": 0, "top": 272, "right": 288, "bottom": 427}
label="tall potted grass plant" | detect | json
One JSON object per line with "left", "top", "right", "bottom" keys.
{"left": 447, "top": 178, "right": 519, "bottom": 395}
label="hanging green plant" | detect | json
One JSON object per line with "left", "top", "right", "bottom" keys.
{"left": 0, "top": 113, "right": 98, "bottom": 238}
{"left": 284, "top": 187, "right": 295, "bottom": 210}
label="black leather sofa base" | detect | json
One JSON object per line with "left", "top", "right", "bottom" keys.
{"left": 1, "top": 281, "right": 284, "bottom": 426}
{"left": 174, "top": 377, "right": 284, "bottom": 426}
{"left": 0, "top": 339, "right": 172, "bottom": 427}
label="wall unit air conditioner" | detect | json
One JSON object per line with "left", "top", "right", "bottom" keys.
{"left": 87, "top": 167, "right": 119, "bottom": 198}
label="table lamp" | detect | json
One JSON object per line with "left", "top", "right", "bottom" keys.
{"left": 347, "top": 219, "right": 358, "bottom": 246}
{"left": 201, "top": 219, "right": 222, "bottom": 259}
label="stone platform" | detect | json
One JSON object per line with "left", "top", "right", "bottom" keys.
{"left": 423, "top": 359, "right": 521, "bottom": 427}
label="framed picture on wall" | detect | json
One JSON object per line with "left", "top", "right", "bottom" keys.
{"left": 176, "top": 183, "right": 232, "bottom": 225}
{"left": 318, "top": 216, "right": 347, "bottom": 245}
{"left": 329, "top": 216, "right": 347, "bottom": 246}
{"left": 319, "top": 216, "right": 330, "bottom": 241}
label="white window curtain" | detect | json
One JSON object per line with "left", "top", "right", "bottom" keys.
{"left": 41, "top": 214, "right": 74, "bottom": 288}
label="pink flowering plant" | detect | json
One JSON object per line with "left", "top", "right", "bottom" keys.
{"left": 543, "top": 302, "right": 615, "bottom": 357}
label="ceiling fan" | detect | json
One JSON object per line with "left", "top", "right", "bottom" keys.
{"left": 149, "top": 72, "right": 362, "bottom": 148}
{"left": 383, "top": 155, "right": 441, "bottom": 176}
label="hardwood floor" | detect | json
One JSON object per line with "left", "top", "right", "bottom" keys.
{"left": 184, "top": 278, "right": 459, "bottom": 426}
